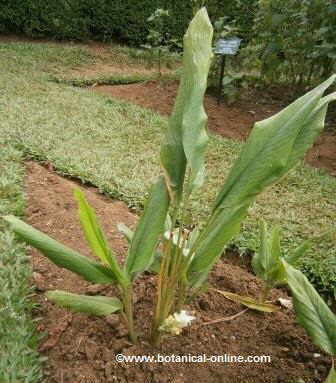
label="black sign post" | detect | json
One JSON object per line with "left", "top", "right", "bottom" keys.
{"left": 214, "top": 36, "right": 242, "bottom": 105}
{"left": 217, "top": 55, "right": 226, "bottom": 106}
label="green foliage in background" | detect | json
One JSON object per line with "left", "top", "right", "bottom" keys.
{"left": 248, "top": 0, "right": 336, "bottom": 87}
{"left": 0, "top": 0, "right": 257, "bottom": 45}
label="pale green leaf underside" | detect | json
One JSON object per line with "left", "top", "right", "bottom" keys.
{"left": 284, "top": 261, "right": 336, "bottom": 356}
{"left": 4, "top": 215, "right": 115, "bottom": 284}
{"left": 47, "top": 290, "right": 122, "bottom": 316}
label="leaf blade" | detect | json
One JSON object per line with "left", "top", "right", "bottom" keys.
{"left": 4, "top": 215, "right": 115, "bottom": 284}
{"left": 74, "top": 189, "right": 129, "bottom": 287}
{"left": 283, "top": 260, "right": 336, "bottom": 356}
{"left": 74, "top": 188, "right": 111, "bottom": 265}
{"left": 46, "top": 290, "right": 122, "bottom": 316}
{"left": 189, "top": 76, "right": 336, "bottom": 279}
{"left": 160, "top": 8, "right": 213, "bottom": 200}
{"left": 126, "top": 176, "right": 169, "bottom": 277}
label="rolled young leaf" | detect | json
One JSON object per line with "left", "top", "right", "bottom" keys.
{"left": 47, "top": 290, "right": 122, "bottom": 316}
{"left": 125, "top": 176, "right": 169, "bottom": 277}
{"left": 160, "top": 7, "right": 213, "bottom": 201}
{"left": 74, "top": 189, "right": 129, "bottom": 287}
{"left": 189, "top": 76, "right": 336, "bottom": 278}
{"left": 4, "top": 215, "right": 115, "bottom": 284}
{"left": 283, "top": 260, "right": 336, "bottom": 356}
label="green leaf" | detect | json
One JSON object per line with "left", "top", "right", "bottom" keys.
{"left": 74, "top": 189, "right": 129, "bottom": 287}
{"left": 252, "top": 221, "right": 285, "bottom": 286}
{"left": 46, "top": 290, "right": 122, "bottom": 316}
{"left": 213, "top": 76, "right": 336, "bottom": 213}
{"left": 213, "top": 289, "right": 279, "bottom": 313}
{"left": 189, "top": 75, "right": 336, "bottom": 278}
{"left": 126, "top": 176, "right": 169, "bottom": 277}
{"left": 325, "top": 365, "right": 336, "bottom": 383}
{"left": 160, "top": 8, "right": 213, "bottom": 200}
{"left": 74, "top": 188, "right": 112, "bottom": 265}
{"left": 4, "top": 215, "right": 115, "bottom": 284}
{"left": 188, "top": 204, "right": 245, "bottom": 275}
{"left": 283, "top": 261, "right": 336, "bottom": 356}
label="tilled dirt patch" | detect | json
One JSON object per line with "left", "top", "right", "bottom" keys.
{"left": 25, "top": 162, "right": 330, "bottom": 383}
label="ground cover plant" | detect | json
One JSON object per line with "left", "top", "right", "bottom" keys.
{"left": 1, "top": 26, "right": 336, "bottom": 300}
{"left": 4, "top": 10, "right": 336, "bottom": 368}
{"left": 0, "top": 145, "right": 43, "bottom": 382}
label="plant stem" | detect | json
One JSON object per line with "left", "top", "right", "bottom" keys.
{"left": 122, "top": 285, "right": 137, "bottom": 344}
{"left": 151, "top": 169, "right": 194, "bottom": 345}
{"left": 259, "top": 284, "right": 272, "bottom": 304}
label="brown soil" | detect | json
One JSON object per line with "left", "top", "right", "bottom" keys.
{"left": 25, "top": 161, "right": 331, "bottom": 383}
{"left": 93, "top": 80, "right": 336, "bottom": 175}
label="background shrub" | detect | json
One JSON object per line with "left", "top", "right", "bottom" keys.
{"left": 0, "top": 0, "right": 257, "bottom": 45}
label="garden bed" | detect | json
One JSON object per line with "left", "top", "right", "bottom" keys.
{"left": 26, "top": 162, "right": 330, "bottom": 383}
{"left": 93, "top": 80, "right": 336, "bottom": 175}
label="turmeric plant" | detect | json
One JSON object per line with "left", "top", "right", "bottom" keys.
{"left": 3, "top": 8, "right": 336, "bottom": 347}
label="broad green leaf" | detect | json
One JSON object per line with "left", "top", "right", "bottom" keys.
{"left": 4, "top": 215, "right": 115, "bottom": 284}
{"left": 74, "top": 189, "right": 129, "bottom": 287}
{"left": 284, "top": 261, "right": 336, "bottom": 356}
{"left": 189, "top": 76, "right": 336, "bottom": 277}
{"left": 325, "top": 365, "right": 336, "bottom": 383}
{"left": 160, "top": 8, "right": 213, "bottom": 201}
{"left": 117, "top": 223, "right": 134, "bottom": 244}
{"left": 46, "top": 290, "right": 122, "bottom": 316}
{"left": 213, "top": 289, "right": 279, "bottom": 313}
{"left": 126, "top": 176, "right": 169, "bottom": 277}
{"left": 213, "top": 76, "right": 336, "bottom": 212}
{"left": 188, "top": 203, "right": 246, "bottom": 274}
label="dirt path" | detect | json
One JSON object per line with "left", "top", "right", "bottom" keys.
{"left": 25, "top": 161, "right": 330, "bottom": 383}
{"left": 94, "top": 80, "right": 336, "bottom": 175}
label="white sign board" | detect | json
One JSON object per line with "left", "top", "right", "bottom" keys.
{"left": 215, "top": 37, "right": 242, "bottom": 55}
